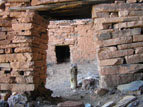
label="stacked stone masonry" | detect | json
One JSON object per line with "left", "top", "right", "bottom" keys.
{"left": 47, "top": 19, "right": 96, "bottom": 64}
{"left": 0, "top": 0, "right": 48, "bottom": 97}
{"left": 93, "top": 0, "right": 143, "bottom": 88}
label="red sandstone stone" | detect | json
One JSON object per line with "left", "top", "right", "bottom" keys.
{"left": 118, "top": 42, "right": 143, "bottom": 50}
{"left": 133, "top": 35, "right": 143, "bottom": 42}
{"left": 98, "top": 36, "right": 132, "bottom": 47}
{"left": 98, "top": 49, "right": 134, "bottom": 60}
{"left": 135, "top": 47, "right": 143, "bottom": 54}
{"left": 100, "top": 64, "right": 143, "bottom": 75}
{"left": 12, "top": 23, "right": 33, "bottom": 31}
{"left": 125, "top": 54, "right": 143, "bottom": 64}
{"left": 100, "top": 58, "right": 124, "bottom": 66}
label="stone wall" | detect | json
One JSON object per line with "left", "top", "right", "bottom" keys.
{"left": 47, "top": 19, "right": 96, "bottom": 64}
{"left": 92, "top": 1, "right": 143, "bottom": 88}
{"left": 0, "top": 1, "right": 48, "bottom": 96}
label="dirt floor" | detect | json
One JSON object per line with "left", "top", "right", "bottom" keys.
{"left": 43, "top": 61, "right": 143, "bottom": 106}
{"left": 45, "top": 61, "right": 99, "bottom": 98}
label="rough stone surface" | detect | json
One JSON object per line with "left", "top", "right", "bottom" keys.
{"left": 101, "top": 101, "right": 115, "bottom": 107}
{"left": 116, "top": 96, "right": 137, "bottom": 107}
{"left": 57, "top": 101, "right": 84, "bottom": 107}
{"left": 93, "top": 2, "right": 143, "bottom": 88}
{"left": 117, "top": 80, "right": 143, "bottom": 92}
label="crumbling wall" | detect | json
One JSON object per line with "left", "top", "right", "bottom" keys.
{"left": 0, "top": 1, "right": 48, "bottom": 96}
{"left": 93, "top": 1, "right": 143, "bottom": 88}
{"left": 47, "top": 19, "right": 96, "bottom": 64}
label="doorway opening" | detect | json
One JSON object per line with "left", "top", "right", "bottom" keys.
{"left": 55, "top": 45, "right": 70, "bottom": 63}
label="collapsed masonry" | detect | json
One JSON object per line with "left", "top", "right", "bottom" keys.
{"left": 0, "top": 0, "right": 143, "bottom": 97}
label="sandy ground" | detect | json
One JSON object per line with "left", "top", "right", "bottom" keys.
{"left": 43, "top": 61, "right": 143, "bottom": 106}
{"left": 45, "top": 61, "right": 99, "bottom": 98}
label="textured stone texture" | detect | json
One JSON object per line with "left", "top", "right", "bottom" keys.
{"left": 93, "top": 2, "right": 143, "bottom": 88}
{"left": 0, "top": 1, "right": 48, "bottom": 95}
{"left": 47, "top": 19, "right": 96, "bottom": 64}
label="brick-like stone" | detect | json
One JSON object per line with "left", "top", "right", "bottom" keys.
{"left": 127, "top": 0, "right": 137, "bottom": 3}
{"left": 15, "top": 47, "right": 32, "bottom": 53}
{"left": 112, "top": 28, "right": 141, "bottom": 38}
{"left": 98, "top": 49, "right": 134, "bottom": 60}
{"left": 133, "top": 35, "right": 143, "bottom": 42}
{"left": 118, "top": 42, "right": 143, "bottom": 50}
{"left": 13, "top": 36, "right": 32, "bottom": 43}
{"left": 99, "top": 36, "right": 132, "bottom": 47}
{"left": 0, "top": 53, "right": 32, "bottom": 63}
{"left": 100, "top": 58, "right": 124, "bottom": 66}
{"left": 119, "top": 10, "right": 143, "bottom": 17}
{"left": 125, "top": 54, "right": 143, "bottom": 64}
{"left": 92, "top": 3, "right": 143, "bottom": 12}
{"left": 10, "top": 61, "right": 34, "bottom": 70}
{"left": 135, "top": 47, "right": 143, "bottom": 54}
{"left": 94, "top": 16, "right": 139, "bottom": 24}
{"left": 114, "top": 21, "right": 143, "bottom": 29}
{"left": 0, "top": 20, "right": 11, "bottom": 27}
{"left": 100, "top": 73, "right": 143, "bottom": 88}
{"left": 100, "top": 64, "right": 143, "bottom": 75}
{"left": 97, "top": 32, "right": 112, "bottom": 40}
{"left": 12, "top": 23, "right": 33, "bottom": 31}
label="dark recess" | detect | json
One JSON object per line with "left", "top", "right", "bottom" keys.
{"left": 56, "top": 45, "right": 70, "bottom": 63}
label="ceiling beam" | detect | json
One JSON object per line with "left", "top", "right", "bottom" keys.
{"left": 9, "top": 0, "right": 113, "bottom": 11}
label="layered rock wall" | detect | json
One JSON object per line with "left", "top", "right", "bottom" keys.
{"left": 93, "top": 1, "right": 143, "bottom": 88}
{"left": 47, "top": 19, "right": 96, "bottom": 64}
{"left": 0, "top": 1, "right": 48, "bottom": 96}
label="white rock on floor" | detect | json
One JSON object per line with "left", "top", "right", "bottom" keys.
{"left": 116, "top": 96, "right": 137, "bottom": 107}
{"left": 117, "top": 80, "right": 143, "bottom": 92}
{"left": 102, "top": 101, "right": 115, "bottom": 107}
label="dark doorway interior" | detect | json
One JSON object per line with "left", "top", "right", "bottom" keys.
{"left": 56, "top": 45, "right": 70, "bottom": 63}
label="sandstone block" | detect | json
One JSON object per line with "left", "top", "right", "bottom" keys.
{"left": 100, "top": 64, "right": 143, "bottom": 75}
{"left": 96, "top": 32, "right": 112, "bottom": 40}
{"left": 98, "top": 49, "right": 134, "bottom": 60}
{"left": 97, "top": 46, "right": 117, "bottom": 53}
{"left": 0, "top": 49, "right": 4, "bottom": 54}
{"left": 0, "top": 20, "right": 11, "bottom": 27}
{"left": 10, "top": 61, "right": 34, "bottom": 70}
{"left": 0, "top": 63, "right": 10, "bottom": 68}
{"left": 0, "top": 32, "right": 6, "bottom": 40}
{"left": 127, "top": 0, "right": 137, "bottom": 3}
{"left": 13, "top": 36, "right": 32, "bottom": 43}
{"left": 112, "top": 28, "right": 141, "bottom": 38}
{"left": 114, "top": 21, "right": 143, "bottom": 29}
{"left": 92, "top": 11, "right": 109, "bottom": 18}
{"left": 94, "top": 16, "right": 139, "bottom": 24}
{"left": 92, "top": 3, "right": 143, "bottom": 12}
{"left": 100, "top": 73, "right": 143, "bottom": 88}
{"left": 100, "top": 58, "right": 124, "bottom": 66}
{"left": 125, "top": 54, "right": 143, "bottom": 64}
{"left": 118, "top": 42, "right": 143, "bottom": 50}
{"left": 119, "top": 10, "right": 143, "bottom": 17}
{"left": 99, "top": 36, "right": 132, "bottom": 47}
{"left": 11, "top": 84, "right": 35, "bottom": 91}
{"left": 135, "top": 47, "right": 143, "bottom": 54}
{"left": 12, "top": 23, "right": 33, "bottom": 31}
{"left": 0, "top": 53, "right": 32, "bottom": 63}
{"left": 133, "top": 35, "right": 143, "bottom": 42}
{"left": 5, "top": 48, "right": 13, "bottom": 54}
{"left": 15, "top": 47, "right": 32, "bottom": 53}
